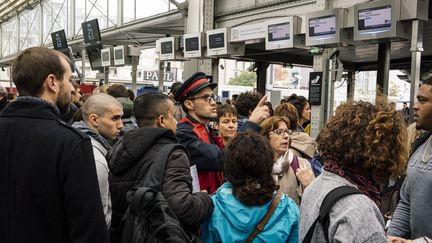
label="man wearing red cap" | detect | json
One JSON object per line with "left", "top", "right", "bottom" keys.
{"left": 175, "top": 72, "right": 269, "bottom": 194}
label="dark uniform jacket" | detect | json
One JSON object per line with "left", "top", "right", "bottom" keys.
{"left": 108, "top": 127, "right": 213, "bottom": 243}
{"left": 0, "top": 97, "right": 109, "bottom": 243}
{"left": 176, "top": 114, "right": 261, "bottom": 193}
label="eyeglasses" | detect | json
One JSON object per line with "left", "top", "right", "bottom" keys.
{"left": 269, "top": 129, "right": 293, "bottom": 136}
{"left": 188, "top": 94, "right": 216, "bottom": 103}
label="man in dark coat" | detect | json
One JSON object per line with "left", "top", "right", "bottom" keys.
{"left": 0, "top": 47, "right": 109, "bottom": 243}
{"left": 108, "top": 92, "right": 213, "bottom": 243}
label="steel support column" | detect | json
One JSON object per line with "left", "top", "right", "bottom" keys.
{"left": 131, "top": 56, "right": 138, "bottom": 95}
{"left": 347, "top": 71, "right": 355, "bottom": 101}
{"left": 158, "top": 60, "right": 164, "bottom": 92}
{"left": 256, "top": 62, "right": 268, "bottom": 95}
{"left": 376, "top": 42, "right": 391, "bottom": 98}
{"left": 409, "top": 20, "right": 424, "bottom": 123}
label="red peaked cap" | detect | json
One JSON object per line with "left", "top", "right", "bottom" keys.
{"left": 174, "top": 72, "right": 217, "bottom": 102}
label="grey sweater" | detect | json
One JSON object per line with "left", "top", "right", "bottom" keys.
{"left": 388, "top": 135, "right": 432, "bottom": 239}
{"left": 299, "top": 171, "right": 387, "bottom": 243}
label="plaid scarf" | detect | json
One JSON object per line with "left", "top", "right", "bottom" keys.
{"left": 323, "top": 153, "right": 381, "bottom": 207}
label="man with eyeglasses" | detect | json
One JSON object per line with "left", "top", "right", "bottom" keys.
{"left": 174, "top": 72, "right": 269, "bottom": 194}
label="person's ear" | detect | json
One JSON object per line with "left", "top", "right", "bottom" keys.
{"left": 89, "top": 114, "right": 99, "bottom": 127}
{"left": 184, "top": 100, "right": 194, "bottom": 111}
{"left": 157, "top": 114, "right": 164, "bottom": 128}
{"left": 44, "top": 74, "right": 58, "bottom": 94}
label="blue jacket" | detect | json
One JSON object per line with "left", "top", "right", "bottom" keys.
{"left": 201, "top": 182, "right": 299, "bottom": 243}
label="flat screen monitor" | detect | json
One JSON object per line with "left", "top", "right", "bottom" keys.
{"left": 268, "top": 22, "right": 290, "bottom": 42}
{"left": 208, "top": 33, "right": 225, "bottom": 49}
{"left": 309, "top": 15, "right": 336, "bottom": 37}
{"left": 358, "top": 5, "right": 391, "bottom": 30}
{"left": 51, "top": 29, "right": 68, "bottom": 50}
{"left": 114, "top": 48, "right": 123, "bottom": 60}
{"left": 160, "top": 41, "right": 173, "bottom": 54}
{"left": 82, "top": 19, "right": 101, "bottom": 43}
{"left": 185, "top": 37, "right": 200, "bottom": 51}
{"left": 102, "top": 51, "right": 109, "bottom": 62}
{"left": 85, "top": 44, "right": 103, "bottom": 70}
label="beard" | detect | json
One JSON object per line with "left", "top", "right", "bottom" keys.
{"left": 56, "top": 82, "right": 71, "bottom": 114}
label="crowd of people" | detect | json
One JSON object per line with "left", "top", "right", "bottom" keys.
{"left": 1, "top": 46, "right": 431, "bottom": 243}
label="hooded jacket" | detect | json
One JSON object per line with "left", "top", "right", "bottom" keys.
{"left": 108, "top": 127, "right": 213, "bottom": 243}
{"left": 72, "top": 121, "right": 112, "bottom": 226}
{"left": 200, "top": 182, "right": 299, "bottom": 243}
{"left": 290, "top": 131, "right": 317, "bottom": 160}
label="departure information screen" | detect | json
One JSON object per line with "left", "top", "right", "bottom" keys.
{"left": 358, "top": 5, "right": 391, "bottom": 30}
{"left": 160, "top": 41, "right": 173, "bottom": 54}
{"left": 209, "top": 33, "right": 225, "bottom": 49}
{"left": 115, "top": 49, "right": 123, "bottom": 60}
{"left": 268, "top": 22, "right": 290, "bottom": 42}
{"left": 185, "top": 37, "right": 199, "bottom": 51}
{"left": 102, "top": 51, "right": 109, "bottom": 62}
{"left": 309, "top": 15, "right": 336, "bottom": 37}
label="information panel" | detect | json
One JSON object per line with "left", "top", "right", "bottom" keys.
{"left": 51, "top": 30, "right": 68, "bottom": 50}
{"left": 268, "top": 22, "right": 290, "bottom": 42}
{"left": 160, "top": 41, "right": 173, "bottom": 55}
{"left": 309, "top": 15, "right": 336, "bottom": 37}
{"left": 82, "top": 19, "right": 101, "bottom": 43}
{"left": 358, "top": 5, "right": 391, "bottom": 30}
{"left": 309, "top": 72, "right": 323, "bottom": 106}
{"left": 208, "top": 33, "right": 225, "bottom": 49}
{"left": 185, "top": 37, "right": 199, "bottom": 51}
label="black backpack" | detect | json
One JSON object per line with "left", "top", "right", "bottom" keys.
{"left": 302, "top": 186, "right": 362, "bottom": 243}
{"left": 121, "top": 144, "right": 194, "bottom": 243}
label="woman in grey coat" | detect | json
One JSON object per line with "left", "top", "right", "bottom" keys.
{"left": 299, "top": 99, "right": 408, "bottom": 242}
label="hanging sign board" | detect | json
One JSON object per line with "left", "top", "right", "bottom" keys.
{"left": 309, "top": 72, "right": 323, "bottom": 106}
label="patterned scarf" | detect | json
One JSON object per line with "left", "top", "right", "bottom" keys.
{"left": 323, "top": 153, "right": 381, "bottom": 207}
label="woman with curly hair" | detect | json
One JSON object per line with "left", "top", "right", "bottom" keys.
{"left": 299, "top": 100, "right": 408, "bottom": 242}
{"left": 260, "top": 116, "right": 315, "bottom": 205}
{"left": 200, "top": 132, "right": 299, "bottom": 242}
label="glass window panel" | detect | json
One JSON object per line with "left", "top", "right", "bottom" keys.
{"left": 2, "top": 19, "right": 18, "bottom": 56}
{"left": 136, "top": 0, "right": 169, "bottom": 20}
{"left": 43, "top": 0, "right": 68, "bottom": 45}
{"left": 123, "top": 0, "right": 135, "bottom": 23}
{"left": 108, "top": 0, "right": 117, "bottom": 27}
{"left": 86, "top": 0, "right": 108, "bottom": 30}
{"left": 19, "top": 8, "right": 41, "bottom": 50}
{"left": 75, "top": 0, "right": 86, "bottom": 36}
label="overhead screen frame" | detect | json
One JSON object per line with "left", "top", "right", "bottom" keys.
{"left": 305, "top": 9, "right": 347, "bottom": 46}
{"left": 265, "top": 16, "right": 302, "bottom": 50}
{"left": 354, "top": 0, "right": 407, "bottom": 41}
{"left": 113, "top": 45, "right": 126, "bottom": 66}
{"left": 206, "top": 28, "right": 227, "bottom": 56}
{"left": 159, "top": 37, "right": 176, "bottom": 60}
{"left": 183, "top": 33, "right": 202, "bottom": 58}
{"left": 100, "top": 48, "right": 111, "bottom": 67}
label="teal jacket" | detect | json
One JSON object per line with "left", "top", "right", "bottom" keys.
{"left": 200, "top": 182, "right": 299, "bottom": 243}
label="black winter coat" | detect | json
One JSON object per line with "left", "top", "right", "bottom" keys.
{"left": 0, "top": 97, "right": 109, "bottom": 243}
{"left": 108, "top": 127, "right": 213, "bottom": 243}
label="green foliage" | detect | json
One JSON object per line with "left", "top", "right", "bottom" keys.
{"left": 228, "top": 71, "right": 257, "bottom": 87}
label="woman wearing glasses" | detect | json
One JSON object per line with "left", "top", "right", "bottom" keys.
{"left": 260, "top": 116, "right": 315, "bottom": 205}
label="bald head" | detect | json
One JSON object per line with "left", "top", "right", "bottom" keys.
{"left": 81, "top": 93, "right": 124, "bottom": 139}
{"left": 82, "top": 93, "right": 122, "bottom": 122}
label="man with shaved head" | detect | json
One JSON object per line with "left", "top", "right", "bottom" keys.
{"left": 73, "top": 93, "right": 124, "bottom": 226}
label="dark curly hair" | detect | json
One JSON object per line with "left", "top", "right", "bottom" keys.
{"left": 224, "top": 132, "right": 277, "bottom": 206}
{"left": 316, "top": 98, "right": 408, "bottom": 181}
{"left": 286, "top": 94, "right": 308, "bottom": 121}
{"left": 234, "top": 91, "right": 262, "bottom": 117}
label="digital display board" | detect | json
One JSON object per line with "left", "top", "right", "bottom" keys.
{"left": 358, "top": 5, "right": 391, "bottom": 30}
{"left": 309, "top": 15, "right": 336, "bottom": 37}
{"left": 268, "top": 22, "right": 290, "bottom": 42}
{"left": 185, "top": 37, "right": 199, "bottom": 51}
{"left": 114, "top": 48, "right": 123, "bottom": 60}
{"left": 208, "top": 33, "right": 225, "bottom": 49}
{"left": 102, "top": 51, "right": 110, "bottom": 62}
{"left": 82, "top": 19, "right": 101, "bottom": 43}
{"left": 51, "top": 30, "right": 68, "bottom": 50}
{"left": 160, "top": 41, "right": 173, "bottom": 54}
